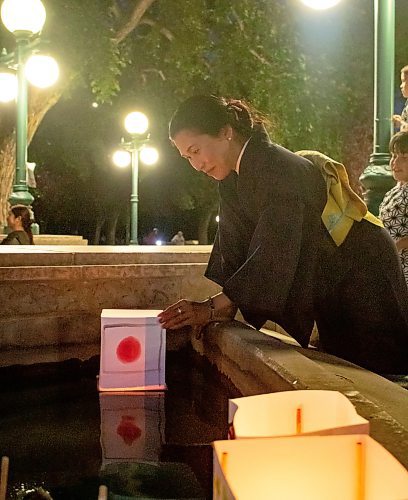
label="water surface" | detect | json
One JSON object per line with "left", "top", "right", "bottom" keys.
{"left": 0, "top": 348, "right": 241, "bottom": 499}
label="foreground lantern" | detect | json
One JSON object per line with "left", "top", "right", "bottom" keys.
{"left": 98, "top": 309, "right": 166, "bottom": 392}
{"left": 213, "top": 434, "right": 408, "bottom": 500}
{"left": 228, "top": 390, "right": 369, "bottom": 439}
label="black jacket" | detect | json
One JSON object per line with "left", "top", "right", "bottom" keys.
{"left": 205, "top": 132, "right": 408, "bottom": 373}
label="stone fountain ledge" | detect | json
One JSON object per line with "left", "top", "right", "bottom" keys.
{"left": 191, "top": 321, "right": 408, "bottom": 469}
{"left": 0, "top": 244, "right": 213, "bottom": 266}
{"left": 0, "top": 246, "right": 220, "bottom": 351}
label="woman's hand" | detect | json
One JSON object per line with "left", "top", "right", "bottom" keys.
{"left": 158, "top": 293, "right": 237, "bottom": 333}
{"left": 395, "top": 236, "right": 408, "bottom": 252}
{"left": 393, "top": 114, "right": 402, "bottom": 125}
{"left": 158, "top": 299, "right": 211, "bottom": 330}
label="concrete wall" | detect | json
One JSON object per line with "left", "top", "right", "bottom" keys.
{"left": 0, "top": 246, "right": 220, "bottom": 349}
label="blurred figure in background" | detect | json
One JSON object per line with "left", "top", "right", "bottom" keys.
{"left": 143, "top": 227, "right": 160, "bottom": 245}
{"left": 171, "top": 231, "right": 185, "bottom": 245}
{"left": 393, "top": 65, "right": 408, "bottom": 132}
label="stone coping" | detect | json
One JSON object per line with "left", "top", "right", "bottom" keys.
{"left": 0, "top": 234, "right": 88, "bottom": 245}
{"left": 0, "top": 262, "right": 206, "bottom": 281}
{"left": 0, "top": 245, "right": 213, "bottom": 267}
{"left": 191, "top": 321, "right": 408, "bottom": 469}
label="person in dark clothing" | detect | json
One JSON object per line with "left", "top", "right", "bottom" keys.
{"left": 158, "top": 95, "right": 408, "bottom": 374}
{"left": 1, "top": 205, "right": 34, "bottom": 245}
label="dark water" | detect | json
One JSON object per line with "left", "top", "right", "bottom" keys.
{"left": 0, "top": 348, "right": 241, "bottom": 499}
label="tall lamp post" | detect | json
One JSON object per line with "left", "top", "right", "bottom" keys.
{"left": 360, "top": 0, "right": 395, "bottom": 214}
{"left": 0, "top": 0, "right": 59, "bottom": 232}
{"left": 300, "top": 0, "right": 395, "bottom": 214}
{"left": 113, "top": 111, "right": 159, "bottom": 245}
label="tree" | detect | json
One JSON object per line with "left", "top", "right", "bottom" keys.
{"left": 0, "top": 0, "right": 155, "bottom": 226}
{"left": 4, "top": 0, "right": 407, "bottom": 242}
{"left": 19, "top": 0, "right": 311, "bottom": 242}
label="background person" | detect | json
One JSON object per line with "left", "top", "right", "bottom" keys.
{"left": 171, "top": 231, "right": 185, "bottom": 245}
{"left": 379, "top": 131, "right": 408, "bottom": 286}
{"left": 1, "top": 205, "right": 34, "bottom": 245}
{"left": 158, "top": 94, "right": 408, "bottom": 374}
{"left": 393, "top": 65, "right": 408, "bottom": 132}
{"left": 142, "top": 227, "right": 160, "bottom": 245}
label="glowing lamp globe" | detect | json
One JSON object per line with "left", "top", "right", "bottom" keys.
{"left": 0, "top": 71, "right": 17, "bottom": 102}
{"left": 300, "top": 0, "right": 341, "bottom": 9}
{"left": 124, "top": 112, "right": 148, "bottom": 135}
{"left": 140, "top": 146, "right": 158, "bottom": 166}
{"left": 1, "top": 0, "right": 46, "bottom": 34}
{"left": 25, "top": 55, "right": 59, "bottom": 88}
{"left": 113, "top": 150, "right": 131, "bottom": 168}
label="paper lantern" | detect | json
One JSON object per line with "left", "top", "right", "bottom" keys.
{"left": 228, "top": 390, "right": 369, "bottom": 439}
{"left": 213, "top": 434, "right": 408, "bottom": 500}
{"left": 99, "top": 309, "right": 165, "bottom": 391}
{"left": 99, "top": 392, "right": 165, "bottom": 468}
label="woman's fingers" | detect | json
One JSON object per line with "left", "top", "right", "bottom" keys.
{"left": 158, "top": 300, "right": 209, "bottom": 330}
{"left": 158, "top": 300, "right": 185, "bottom": 322}
{"left": 158, "top": 300, "right": 189, "bottom": 328}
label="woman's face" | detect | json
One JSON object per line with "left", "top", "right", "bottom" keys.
{"left": 6, "top": 211, "right": 20, "bottom": 230}
{"left": 172, "top": 128, "right": 235, "bottom": 181}
{"left": 401, "top": 72, "right": 408, "bottom": 99}
{"left": 390, "top": 150, "right": 408, "bottom": 183}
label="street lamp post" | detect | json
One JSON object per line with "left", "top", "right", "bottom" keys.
{"left": 300, "top": 0, "right": 395, "bottom": 214}
{"left": 360, "top": 0, "right": 395, "bottom": 214}
{"left": 0, "top": 0, "right": 59, "bottom": 232}
{"left": 113, "top": 111, "right": 159, "bottom": 245}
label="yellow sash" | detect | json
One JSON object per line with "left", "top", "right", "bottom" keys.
{"left": 296, "top": 150, "right": 383, "bottom": 246}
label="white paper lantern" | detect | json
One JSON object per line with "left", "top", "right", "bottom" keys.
{"left": 228, "top": 390, "right": 369, "bottom": 439}
{"left": 99, "top": 309, "right": 166, "bottom": 391}
{"left": 213, "top": 434, "right": 408, "bottom": 500}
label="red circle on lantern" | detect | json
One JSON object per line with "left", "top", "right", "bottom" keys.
{"left": 116, "top": 336, "right": 141, "bottom": 363}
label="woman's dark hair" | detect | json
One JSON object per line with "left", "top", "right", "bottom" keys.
{"left": 11, "top": 205, "right": 34, "bottom": 244}
{"left": 169, "top": 95, "right": 267, "bottom": 141}
{"left": 390, "top": 131, "right": 408, "bottom": 155}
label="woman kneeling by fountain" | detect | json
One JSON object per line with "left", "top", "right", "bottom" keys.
{"left": 158, "top": 95, "right": 408, "bottom": 374}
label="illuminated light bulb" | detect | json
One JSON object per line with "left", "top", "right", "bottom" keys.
{"left": 25, "top": 55, "right": 59, "bottom": 88}
{"left": 113, "top": 150, "right": 131, "bottom": 168}
{"left": 140, "top": 146, "right": 158, "bottom": 165}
